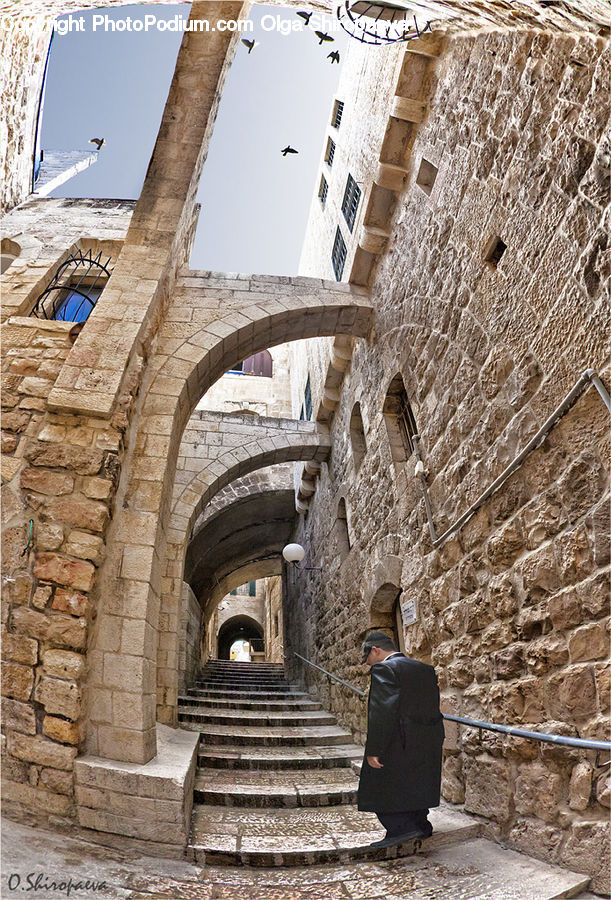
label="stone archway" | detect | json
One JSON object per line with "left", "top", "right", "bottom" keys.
{"left": 364, "top": 554, "right": 404, "bottom": 647}
{"left": 88, "top": 277, "right": 374, "bottom": 763}
{"left": 217, "top": 615, "right": 264, "bottom": 661}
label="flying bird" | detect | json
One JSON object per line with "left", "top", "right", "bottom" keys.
{"left": 297, "top": 11, "right": 312, "bottom": 25}
{"left": 315, "top": 31, "right": 334, "bottom": 44}
{"left": 328, "top": 50, "right": 340, "bottom": 64}
{"left": 241, "top": 38, "right": 258, "bottom": 53}
{"left": 89, "top": 138, "right": 105, "bottom": 150}
{"left": 281, "top": 146, "right": 298, "bottom": 157}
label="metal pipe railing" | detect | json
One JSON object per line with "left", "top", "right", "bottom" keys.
{"left": 286, "top": 650, "right": 611, "bottom": 752}
{"left": 443, "top": 714, "right": 611, "bottom": 753}
{"left": 415, "top": 368, "right": 610, "bottom": 548}
{"left": 285, "top": 650, "right": 366, "bottom": 696}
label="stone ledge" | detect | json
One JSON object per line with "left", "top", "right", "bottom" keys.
{"left": 74, "top": 724, "right": 198, "bottom": 848}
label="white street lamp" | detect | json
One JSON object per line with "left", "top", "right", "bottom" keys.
{"left": 282, "top": 543, "right": 322, "bottom": 571}
{"left": 282, "top": 543, "right": 305, "bottom": 564}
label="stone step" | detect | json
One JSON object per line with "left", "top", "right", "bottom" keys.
{"left": 196, "top": 682, "right": 293, "bottom": 689}
{"left": 194, "top": 768, "right": 358, "bottom": 807}
{"left": 178, "top": 708, "right": 337, "bottom": 728}
{"left": 203, "top": 664, "right": 285, "bottom": 671}
{"left": 178, "top": 695, "right": 322, "bottom": 712}
{"left": 188, "top": 688, "right": 308, "bottom": 700}
{"left": 197, "top": 743, "right": 363, "bottom": 770}
{"left": 192, "top": 724, "right": 354, "bottom": 746}
{"left": 198, "top": 669, "right": 287, "bottom": 681}
{"left": 190, "top": 803, "right": 480, "bottom": 867}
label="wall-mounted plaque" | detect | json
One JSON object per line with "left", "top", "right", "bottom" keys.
{"left": 401, "top": 596, "right": 418, "bottom": 626}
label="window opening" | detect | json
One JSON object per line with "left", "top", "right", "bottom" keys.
{"left": 274, "top": 614, "right": 279, "bottom": 637}
{"left": 350, "top": 402, "right": 367, "bottom": 471}
{"left": 227, "top": 350, "right": 273, "bottom": 377}
{"left": 249, "top": 580, "right": 256, "bottom": 596}
{"left": 300, "top": 375, "right": 313, "bottom": 421}
{"left": 484, "top": 236, "right": 507, "bottom": 267}
{"left": 30, "top": 248, "right": 112, "bottom": 322}
{"left": 341, "top": 174, "right": 362, "bottom": 232}
{"left": 331, "top": 100, "right": 344, "bottom": 128}
{"left": 336, "top": 497, "right": 351, "bottom": 561}
{"left": 319, "top": 175, "right": 329, "bottom": 207}
{"left": 415, "top": 158, "right": 438, "bottom": 196}
{"left": 332, "top": 227, "right": 347, "bottom": 281}
{"left": 325, "top": 138, "right": 336, "bottom": 168}
{"left": 383, "top": 374, "right": 418, "bottom": 462}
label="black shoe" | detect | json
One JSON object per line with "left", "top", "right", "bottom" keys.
{"left": 369, "top": 827, "right": 426, "bottom": 848}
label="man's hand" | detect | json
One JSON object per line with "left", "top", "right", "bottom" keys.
{"left": 367, "top": 756, "right": 383, "bottom": 768}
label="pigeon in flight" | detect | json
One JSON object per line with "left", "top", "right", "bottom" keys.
{"left": 281, "top": 146, "right": 299, "bottom": 157}
{"left": 89, "top": 138, "right": 105, "bottom": 150}
{"left": 241, "top": 38, "right": 258, "bottom": 54}
{"left": 315, "top": 31, "right": 334, "bottom": 44}
{"left": 328, "top": 51, "right": 340, "bottom": 63}
{"left": 297, "top": 11, "right": 312, "bottom": 25}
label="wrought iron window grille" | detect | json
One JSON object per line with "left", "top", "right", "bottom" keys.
{"left": 319, "top": 176, "right": 329, "bottom": 207}
{"left": 30, "top": 249, "right": 112, "bottom": 323}
{"left": 302, "top": 375, "right": 313, "bottom": 421}
{"left": 341, "top": 174, "right": 362, "bottom": 232}
{"left": 332, "top": 100, "right": 344, "bottom": 128}
{"left": 326, "top": 138, "right": 336, "bottom": 168}
{"left": 332, "top": 227, "right": 347, "bottom": 281}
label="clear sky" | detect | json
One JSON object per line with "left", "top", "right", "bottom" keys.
{"left": 42, "top": 3, "right": 349, "bottom": 276}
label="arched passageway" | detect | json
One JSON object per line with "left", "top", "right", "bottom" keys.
{"left": 217, "top": 615, "right": 264, "bottom": 660}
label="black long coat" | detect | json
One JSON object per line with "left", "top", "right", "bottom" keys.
{"left": 357, "top": 653, "right": 444, "bottom": 813}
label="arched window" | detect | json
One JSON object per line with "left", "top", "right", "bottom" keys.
{"left": 228, "top": 350, "right": 273, "bottom": 377}
{"left": 383, "top": 374, "right": 418, "bottom": 463}
{"left": 349, "top": 402, "right": 367, "bottom": 471}
{"left": 335, "top": 497, "right": 351, "bottom": 561}
{"left": 30, "top": 249, "right": 112, "bottom": 322}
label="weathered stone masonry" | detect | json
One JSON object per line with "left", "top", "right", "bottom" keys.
{"left": 1, "top": 0, "right": 609, "bottom": 886}
{"left": 287, "top": 25, "right": 610, "bottom": 893}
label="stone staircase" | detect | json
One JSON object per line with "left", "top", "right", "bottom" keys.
{"left": 177, "top": 660, "right": 592, "bottom": 896}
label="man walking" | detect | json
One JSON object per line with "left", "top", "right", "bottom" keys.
{"left": 358, "top": 631, "right": 444, "bottom": 848}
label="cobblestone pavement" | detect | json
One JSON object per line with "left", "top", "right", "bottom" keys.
{"left": 2, "top": 817, "right": 598, "bottom": 900}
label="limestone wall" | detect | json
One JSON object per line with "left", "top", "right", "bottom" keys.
{"left": 178, "top": 582, "right": 202, "bottom": 693}
{"left": 1, "top": 313, "right": 131, "bottom": 822}
{"left": 264, "top": 575, "right": 284, "bottom": 663}
{"left": 285, "top": 27, "right": 610, "bottom": 891}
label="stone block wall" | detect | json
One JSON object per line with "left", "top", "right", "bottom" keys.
{"left": 263, "top": 576, "right": 284, "bottom": 663}
{"left": 1, "top": 314, "right": 132, "bottom": 823}
{"left": 179, "top": 582, "right": 202, "bottom": 694}
{"left": 285, "top": 27, "right": 610, "bottom": 891}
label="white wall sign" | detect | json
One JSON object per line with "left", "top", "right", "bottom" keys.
{"left": 401, "top": 596, "right": 418, "bottom": 626}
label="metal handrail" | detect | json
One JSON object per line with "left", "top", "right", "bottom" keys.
{"left": 443, "top": 714, "right": 611, "bottom": 753}
{"left": 286, "top": 650, "right": 366, "bottom": 696}
{"left": 286, "top": 650, "right": 611, "bottom": 751}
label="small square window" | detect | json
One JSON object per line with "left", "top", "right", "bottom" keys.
{"left": 341, "top": 174, "right": 361, "bottom": 232}
{"left": 332, "top": 227, "right": 347, "bottom": 281}
{"left": 415, "top": 158, "right": 438, "bottom": 196}
{"left": 331, "top": 100, "right": 344, "bottom": 128}
{"left": 319, "top": 175, "right": 329, "bottom": 207}
{"left": 325, "top": 138, "right": 336, "bottom": 168}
